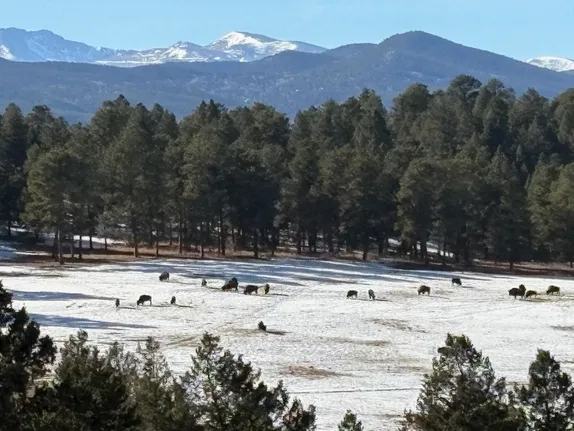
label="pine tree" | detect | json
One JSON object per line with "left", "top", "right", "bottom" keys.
{"left": 0, "top": 285, "right": 56, "bottom": 429}
{"left": 338, "top": 410, "right": 364, "bottom": 431}
{"left": 547, "top": 163, "right": 574, "bottom": 266}
{"left": 0, "top": 104, "right": 29, "bottom": 233}
{"left": 37, "top": 331, "right": 140, "bottom": 430}
{"left": 402, "top": 334, "right": 524, "bottom": 431}
{"left": 181, "top": 333, "right": 316, "bottom": 430}
{"left": 517, "top": 350, "right": 574, "bottom": 430}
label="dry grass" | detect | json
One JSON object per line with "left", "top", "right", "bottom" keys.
{"left": 321, "top": 336, "right": 390, "bottom": 348}
{"left": 371, "top": 318, "right": 427, "bottom": 333}
{"left": 552, "top": 326, "right": 574, "bottom": 332}
{"left": 284, "top": 365, "right": 349, "bottom": 379}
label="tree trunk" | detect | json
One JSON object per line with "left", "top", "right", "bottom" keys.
{"left": 219, "top": 209, "right": 226, "bottom": 256}
{"left": 271, "top": 227, "right": 277, "bottom": 258}
{"left": 132, "top": 217, "right": 139, "bottom": 258}
{"left": 362, "top": 235, "right": 369, "bottom": 261}
{"left": 296, "top": 225, "right": 302, "bottom": 255}
{"left": 169, "top": 222, "right": 173, "bottom": 247}
{"left": 78, "top": 235, "right": 83, "bottom": 260}
{"left": 253, "top": 229, "right": 259, "bottom": 259}
{"left": 442, "top": 234, "right": 447, "bottom": 266}
{"left": 178, "top": 216, "right": 184, "bottom": 254}
{"left": 52, "top": 230, "right": 58, "bottom": 261}
{"left": 7, "top": 220, "right": 11, "bottom": 236}
{"left": 155, "top": 238, "right": 160, "bottom": 258}
{"left": 89, "top": 231, "right": 94, "bottom": 250}
{"left": 327, "top": 227, "right": 334, "bottom": 254}
{"left": 104, "top": 237, "right": 108, "bottom": 252}
{"left": 57, "top": 229, "right": 64, "bottom": 265}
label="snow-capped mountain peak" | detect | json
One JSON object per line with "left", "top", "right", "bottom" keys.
{"left": 525, "top": 56, "right": 574, "bottom": 73}
{"left": 0, "top": 27, "right": 327, "bottom": 67}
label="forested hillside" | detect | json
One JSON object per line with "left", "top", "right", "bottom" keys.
{"left": 2, "top": 75, "right": 574, "bottom": 267}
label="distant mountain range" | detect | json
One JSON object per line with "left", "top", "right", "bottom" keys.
{"left": 0, "top": 28, "right": 326, "bottom": 66}
{"left": 0, "top": 29, "right": 574, "bottom": 123}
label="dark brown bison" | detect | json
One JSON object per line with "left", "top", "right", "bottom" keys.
{"left": 451, "top": 278, "right": 462, "bottom": 286}
{"left": 244, "top": 285, "right": 259, "bottom": 295}
{"left": 159, "top": 272, "right": 169, "bottom": 282}
{"left": 170, "top": 296, "right": 176, "bottom": 305}
{"left": 115, "top": 298, "right": 120, "bottom": 308}
{"left": 258, "top": 321, "right": 267, "bottom": 331}
{"left": 264, "top": 284, "right": 270, "bottom": 295}
{"left": 509, "top": 285, "right": 526, "bottom": 299}
{"left": 368, "top": 289, "right": 375, "bottom": 300}
{"left": 547, "top": 285, "right": 560, "bottom": 295}
{"left": 418, "top": 285, "right": 431, "bottom": 295}
{"left": 137, "top": 295, "right": 152, "bottom": 306}
{"left": 346, "top": 290, "right": 358, "bottom": 299}
{"left": 222, "top": 277, "right": 239, "bottom": 291}
{"left": 201, "top": 279, "right": 207, "bottom": 287}
{"left": 525, "top": 290, "right": 537, "bottom": 299}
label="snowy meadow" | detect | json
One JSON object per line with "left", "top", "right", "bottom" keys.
{"left": 1, "top": 257, "right": 573, "bottom": 430}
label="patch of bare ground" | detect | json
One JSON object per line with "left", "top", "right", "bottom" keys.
{"left": 371, "top": 318, "right": 427, "bottom": 333}
{"left": 0, "top": 270, "right": 65, "bottom": 278}
{"left": 320, "top": 336, "right": 390, "bottom": 348}
{"left": 221, "top": 327, "right": 288, "bottom": 337}
{"left": 284, "top": 365, "right": 349, "bottom": 379}
{"left": 552, "top": 326, "right": 574, "bottom": 332}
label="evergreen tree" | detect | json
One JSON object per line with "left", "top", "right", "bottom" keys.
{"left": 181, "top": 333, "right": 316, "bottom": 430}
{"left": 0, "top": 285, "right": 56, "bottom": 430}
{"left": 547, "top": 163, "right": 574, "bottom": 266}
{"left": 517, "top": 350, "right": 574, "bottom": 431}
{"left": 338, "top": 410, "right": 364, "bottom": 431}
{"left": 402, "top": 334, "right": 524, "bottom": 431}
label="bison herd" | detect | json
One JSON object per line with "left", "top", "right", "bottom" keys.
{"left": 345, "top": 277, "right": 565, "bottom": 302}
{"left": 115, "top": 273, "right": 273, "bottom": 312}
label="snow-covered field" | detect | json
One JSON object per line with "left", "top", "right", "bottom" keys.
{"left": 1, "top": 258, "right": 573, "bottom": 430}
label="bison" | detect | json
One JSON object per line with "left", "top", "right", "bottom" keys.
{"left": 418, "top": 285, "right": 431, "bottom": 296}
{"left": 264, "top": 284, "right": 270, "bottom": 295}
{"left": 368, "top": 289, "right": 376, "bottom": 300}
{"left": 244, "top": 285, "right": 259, "bottom": 295}
{"left": 258, "top": 321, "right": 267, "bottom": 331}
{"left": 525, "top": 290, "right": 537, "bottom": 299}
{"left": 137, "top": 295, "right": 152, "bottom": 306}
{"left": 170, "top": 296, "right": 176, "bottom": 305}
{"left": 547, "top": 285, "right": 560, "bottom": 295}
{"left": 508, "top": 285, "right": 526, "bottom": 299}
{"left": 115, "top": 298, "right": 120, "bottom": 308}
{"left": 159, "top": 272, "right": 169, "bottom": 282}
{"left": 346, "top": 290, "right": 358, "bottom": 299}
{"left": 452, "top": 278, "right": 462, "bottom": 286}
{"left": 201, "top": 279, "right": 207, "bottom": 287}
{"left": 222, "top": 277, "right": 238, "bottom": 291}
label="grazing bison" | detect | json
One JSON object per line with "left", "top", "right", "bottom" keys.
{"left": 525, "top": 290, "right": 537, "bottom": 299}
{"left": 244, "top": 285, "right": 259, "bottom": 295}
{"left": 547, "top": 285, "right": 560, "bottom": 295}
{"left": 137, "top": 295, "right": 152, "bottom": 306}
{"left": 346, "top": 290, "right": 358, "bottom": 299}
{"left": 368, "top": 289, "right": 376, "bottom": 300}
{"left": 222, "top": 277, "right": 239, "bottom": 291}
{"left": 159, "top": 272, "right": 169, "bottom": 282}
{"left": 509, "top": 285, "right": 526, "bottom": 299}
{"left": 418, "top": 285, "right": 431, "bottom": 296}
{"left": 452, "top": 278, "right": 462, "bottom": 286}
{"left": 115, "top": 299, "right": 120, "bottom": 308}
{"left": 258, "top": 321, "right": 267, "bottom": 331}
{"left": 264, "top": 284, "right": 270, "bottom": 295}
{"left": 201, "top": 279, "right": 207, "bottom": 287}
{"left": 170, "top": 296, "right": 176, "bottom": 305}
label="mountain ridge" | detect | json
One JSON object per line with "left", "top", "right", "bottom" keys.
{"left": 0, "top": 30, "right": 573, "bottom": 124}
{"left": 0, "top": 28, "right": 327, "bottom": 66}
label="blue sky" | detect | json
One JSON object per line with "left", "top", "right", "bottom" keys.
{"left": 1, "top": 0, "right": 573, "bottom": 60}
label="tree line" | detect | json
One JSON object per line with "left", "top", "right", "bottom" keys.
{"left": 1, "top": 286, "right": 572, "bottom": 430}
{"left": 2, "top": 75, "right": 574, "bottom": 266}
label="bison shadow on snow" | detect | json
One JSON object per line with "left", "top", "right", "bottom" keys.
{"left": 11, "top": 290, "right": 117, "bottom": 302}
{"left": 30, "top": 313, "right": 157, "bottom": 330}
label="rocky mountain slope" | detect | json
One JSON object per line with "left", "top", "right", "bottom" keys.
{"left": 1, "top": 31, "right": 573, "bottom": 123}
